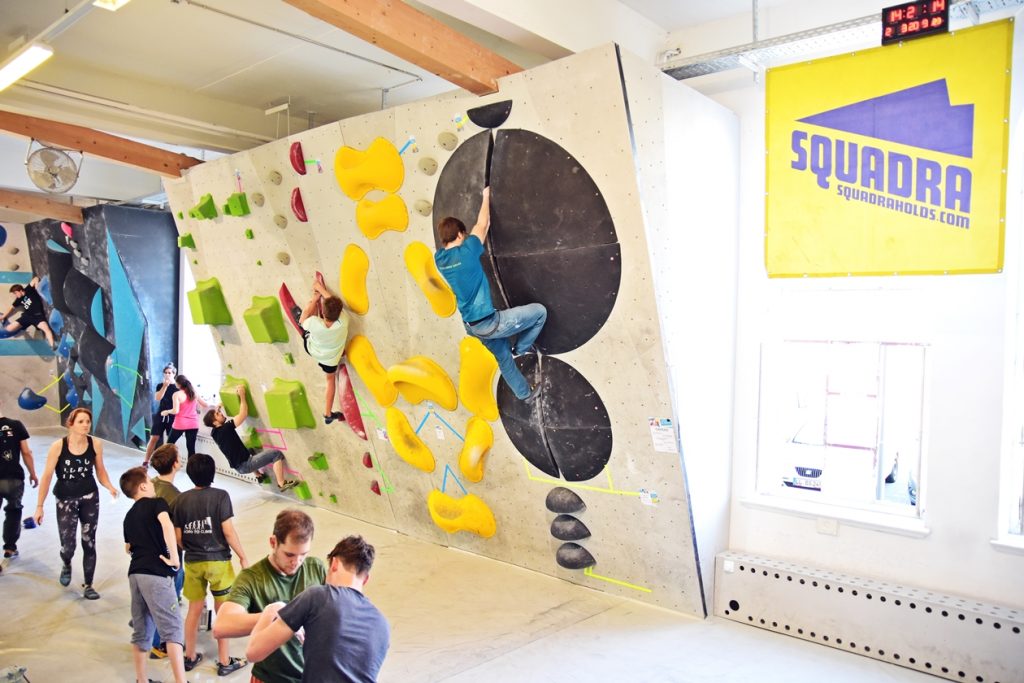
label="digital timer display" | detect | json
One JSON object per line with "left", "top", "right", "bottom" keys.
{"left": 882, "top": 0, "right": 949, "bottom": 45}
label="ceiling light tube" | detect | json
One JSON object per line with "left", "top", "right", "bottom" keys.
{"left": 0, "top": 42, "right": 54, "bottom": 93}
{"left": 92, "top": 0, "right": 133, "bottom": 10}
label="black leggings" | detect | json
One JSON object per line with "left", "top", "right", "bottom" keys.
{"left": 166, "top": 428, "right": 198, "bottom": 457}
{"left": 56, "top": 492, "right": 100, "bottom": 585}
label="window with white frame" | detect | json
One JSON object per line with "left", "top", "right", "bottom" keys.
{"left": 757, "top": 340, "right": 927, "bottom": 516}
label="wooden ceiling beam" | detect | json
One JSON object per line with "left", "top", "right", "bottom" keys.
{"left": 284, "top": 0, "right": 523, "bottom": 95}
{"left": 0, "top": 188, "right": 84, "bottom": 223}
{"left": 0, "top": 110, "right": 202, "bottom": 178}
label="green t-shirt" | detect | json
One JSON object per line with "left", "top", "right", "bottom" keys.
{"left": 151, "top": 476, "right": 180, "bottom": 506}
{"left": 226, "top": 555, "right": 327, "bottom": 683}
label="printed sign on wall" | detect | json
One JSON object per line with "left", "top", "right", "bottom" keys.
{"left": 765, "top": 20, "right": 1013, "bottom": 276}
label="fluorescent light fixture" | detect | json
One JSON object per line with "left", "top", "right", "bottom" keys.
{"left": 0, "top": 42, "right": 54, "bottom": 92}
{"left": 93, "top": 0, "right": 133, "bottom": 10}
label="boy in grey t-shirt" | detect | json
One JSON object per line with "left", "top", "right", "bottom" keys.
{"left": 171, "top": 453, "right": 247, "bottom": 676}
{"left": 246, "top": 535, "right": 390, "bottom": 683}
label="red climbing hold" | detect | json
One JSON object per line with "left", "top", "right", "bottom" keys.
{"left": 370, "top": 480, "right": 381, "bottom": 496}
{"left": 291, "top": 187, "right": 308, "bottom": 222}
{"left": 290, "top": 141, "right": 306, "bottom": 175}
{"left": 362, "top": 452, "right": 373, "bottom": 468}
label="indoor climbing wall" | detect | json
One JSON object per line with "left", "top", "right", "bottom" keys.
{"left": 164, "top": 44, "right": 705, "bottom": 615}
{"left": 0, "top": 221, "right": 55, "bottom": 428}
{"left": 21, "top": 208, "right": 178, "bottom": 446}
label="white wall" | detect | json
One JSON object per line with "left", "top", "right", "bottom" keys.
{"left": 669, "top": 4, "right": 1024, "bottom": 607}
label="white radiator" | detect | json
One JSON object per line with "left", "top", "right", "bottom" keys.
{"left": 714, "top": 551, "right": 1023, "bottom": 683}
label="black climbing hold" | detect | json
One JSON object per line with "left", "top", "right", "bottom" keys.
{"left": 556, "top": 542, "right": 596, "bottom": 570}
{"left": 545, "top": 487, "right": 586, "bottom": 514}
{"left": 550, "top": 514, "right": 591, "bottom": 541}
{"left": 467, "top": 100, "right": 513, "bottom": 129}
{"left": 500, "top": 355, "right": 612, "bottom": 482}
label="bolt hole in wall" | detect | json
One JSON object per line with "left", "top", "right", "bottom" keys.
{"left": 757, "top": 340, "right": 927, "bottom": 517}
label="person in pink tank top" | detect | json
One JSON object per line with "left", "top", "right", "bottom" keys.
{"left": 162, "top": 375, "right": 209, "bottom": 459}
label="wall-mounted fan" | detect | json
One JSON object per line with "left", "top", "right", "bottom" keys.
{"left": 25, "top": 140, "right": 82, "bottom": 194}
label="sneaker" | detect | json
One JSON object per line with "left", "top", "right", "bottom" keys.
{"left": 83, "top": 584, "right": 101, "bottom": 600}
{"left": 217, "top": 656, "right": 246, "bottom": 676}
{"left": 3, "top": 549, "right": 17, "bottom": 559}
{"left": 59, "top": 563, "right": 71, "bottom": 586}
{"left": 524, "top": 383, "right": 542, "bottom": 403}
{"left": 183, "top": 653, "right": 203, "bottom": 672}
{"left": 323, "top": 411, "right": 345, "bottom": 424}
{"left": 279, "top": 479, "right": 299, "bottom": 492}
{"left": 149, "top": 643, "right": 168, "bottom": 659}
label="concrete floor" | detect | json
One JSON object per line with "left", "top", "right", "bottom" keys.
{"left": 0, "top": 436, "right": 937, "bottom": 683}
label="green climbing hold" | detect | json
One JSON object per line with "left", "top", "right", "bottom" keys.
{"left": 243, "top": 296, "right": 288, "bottom": 343}
{"left": 188, "top": 193, "right": 217, "bottom": 220}
{"left": 177, "top": 211, "right": 184, "bottom": 219}
{"left": 177, "top": 233, "right": 196, "bottom": 250}
{"left": 308, "top": 452, "right": 329, "bottom": 471}
{"left": 186, "top": 277, "right": 232, "bottom": 325}
{"left": 256, "top": 260, "right": 262, "bottom": 266}
{"left": 220, "top": 375, "right": 257, "bottom": 418}
{"left": 219, "top": 339, "right": 225, "bottom": 346}
{"left": 243, "top": 427, "right": 262, "bottom": 450}
{"left": 329, "top": 494, "right": 338, "bottom": 504}
{"left": 293, "top": 482, "right": 313, "bottom": 501}
{"left": 264, "top": 378, "right": 315, "bottom": 429}
{"left": 244, "top": 228, "right": 254, "bottom": 240}
{"left": 283, "top": 352, "right": 294, "bottom": 365}
{"left": 222, "top": 192, "right": 250, "bottom": 217}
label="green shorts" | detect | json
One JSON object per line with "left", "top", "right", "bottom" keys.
{"left": 182, "top": 560, "right": 236, "bottom": 602}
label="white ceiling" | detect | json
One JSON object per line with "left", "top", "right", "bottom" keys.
{"left": 0, "top": 0, "right": 832, "bottom": 218}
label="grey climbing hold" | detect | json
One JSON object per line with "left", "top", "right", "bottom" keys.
{"left": 9, "top": 263, "right": 20, "bottom": 271}
{"left": 8, "top": 246, "right": 19, "bottom": 255}
{"left": 274, "top": 215, "right": 287, "bottom": 229}
{"left": 555, "top": 542, "right": 596, "bottom": 570}
{"left": 252, "top": 192, "right": 265, "bottom": 207}
{"left": 545, "top": 487, "right": 586, "bottom": 514}
{"left": 413, "top": 199, "right": 432, "bottom": 216}
{"left": 269, "top": 170, "right": 283, "bottom": 185}
{"left": 277, "top": 252, "right": 291, "bottom": 266}
{"left": 437, "top": 132, "right": 458, "bottom": 151}
{"left": 417, "top": 157, "right": 438, "bottom": 176}
{"left": 550, "top": 514, "right": 590, "bottom": 541}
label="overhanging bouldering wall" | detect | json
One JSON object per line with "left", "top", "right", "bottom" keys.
{"left": 164, "top": 44, "right": 708, "bottom": 615}
{"left": 23, "top": 208, "right": 178, "bottom": 446}
{"left": 0, "top": 221, "right": 57, "bottom": 429}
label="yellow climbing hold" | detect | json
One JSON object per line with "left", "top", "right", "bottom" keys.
{"left": 386, "top": 355, "right": 457, "bottom": 411}
{"left": 335, "top": 137, "right": 404, "bottom": 200}
{"left": 340, "top": 244, "right": 370, "bottom": 315}
{"left": 346, "top": 335, "right": 398, "bottom": 407}
{"left": 427, "top": 490, "right": 496, "bottom": 538}
{"left": 355, "top": 193, "right": 409, "bottom": 240}
{"left": 459, "top": 417, "right": 493, "bottom": 483}
{"left": 404, "top": 241, "right": 456, "bottom": 318}
{"left": 458, "top": 337, "right": 499, "bottom": 421}
{"left": 385, "top": 407, "right": 435, "bottom": 473}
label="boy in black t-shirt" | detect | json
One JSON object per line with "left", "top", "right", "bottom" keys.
{"left": 1, "top": 276, "right": 55, "bottom": 348}
{"left": 120, "top": 466, "right": 186, "bottom": 683}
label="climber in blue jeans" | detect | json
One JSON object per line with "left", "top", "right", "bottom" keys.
{"left": 434, "top": 186, "right": 547, "bottom": 401}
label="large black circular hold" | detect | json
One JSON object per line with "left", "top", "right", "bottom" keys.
{"left": 432, "top": 130, "right": 491, "bottom": 247}
{"left": 467, "top": 100, "right": 512, "bottom": 129}
{"left": 550, "top": 514, "right": 591, "bottom": 541}
{"left": 545, "top": 487, "right": 586, "bottom": 514}
{"left": 556, "top": 542, "right": 596, "bottom": 570}
{"left": 500, "top": 355, "right": 612, "bottom": 482}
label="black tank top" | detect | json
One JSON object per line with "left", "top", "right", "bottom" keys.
{"left": 54, "top": 436, "right": 99, "bottom": 500}
{"left": 156, "top": 384, "right": 175, "bottom": 413}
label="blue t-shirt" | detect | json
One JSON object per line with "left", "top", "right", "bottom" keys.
{"left": 434, "top": 235, "right": 494, "bottom": 323}
{"left": 279, "top": 584, "right": 390, "bottom": 683}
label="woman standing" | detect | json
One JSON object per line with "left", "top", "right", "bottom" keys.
{"left": 142, "top": 363, "right": 177, "bottom": 469}
{"left": 34, "top": 407, "right": 118, "bottom": 599}
{"left": 163, "top": 375, "right": 208, "bottom": 458}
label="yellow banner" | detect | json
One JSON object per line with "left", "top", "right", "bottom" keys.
{"left": 765, "top": 20, "right": 1013, "bottom": 276}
